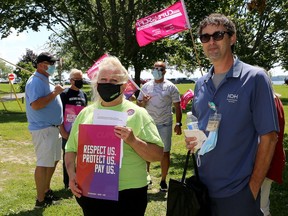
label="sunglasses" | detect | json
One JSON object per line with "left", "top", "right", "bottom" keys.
{"left": 154, "top": 67, "right": 165, "bottom": 71}
{"left": 199, "top": 31, "right": 231, "bottom": 43}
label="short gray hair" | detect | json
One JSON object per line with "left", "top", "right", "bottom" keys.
{"left": 69, "top": 68, "right": 83, "bottom": 78}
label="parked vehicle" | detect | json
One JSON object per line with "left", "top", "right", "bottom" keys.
{"left": 175, "top": 77, "right": 195, "bottom": 84}
{"left": 14, "top": 77, "right": 22, "bottom": 84}
{"left": 64, "top": 79, "right": 71, "bottom": 85}
{"left": 0, "top": 78, "right": 8, "bottom": 83}
{"left": 83, "top": 78, "right": 91, "bottom": 84}
{"left": 167, "top": 78, "right": 177, "bottom": 84}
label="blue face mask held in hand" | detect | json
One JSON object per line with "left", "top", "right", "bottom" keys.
{"left": 197, "top": 102, "right": 221, "bottom": 166}
{"left": 197, "top": 130, "right": 218, "bottom": 167}
{"left": 198, "top": 130, "right": 218, "bottom": 156}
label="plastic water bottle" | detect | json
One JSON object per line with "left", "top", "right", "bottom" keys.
{"left": 186, "top": 111, "right": 199, "bottom": 130}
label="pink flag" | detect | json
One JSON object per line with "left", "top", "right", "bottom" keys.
{"left": 180, "top": 89, "right": 194, "bottom": 110}
{"left": 135, "top": 0, "right": 190, "bottom": 47}
{"left": 86, "top": 53, "right": 109, "bottom": 80}
{"left": 124, "top": 80, "right": 138, "bottom": 99}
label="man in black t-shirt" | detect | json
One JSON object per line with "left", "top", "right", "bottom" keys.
{"left": 60, "top": 69, "right": 88, "bottom": 189}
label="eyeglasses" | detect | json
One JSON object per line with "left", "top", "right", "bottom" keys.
{"left": 199, "top": 31, "right": 231, "bottom": 43}
{"left": 154, "top": 67, "right": 165, "bottom": 71}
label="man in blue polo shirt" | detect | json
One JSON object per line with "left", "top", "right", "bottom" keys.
{"left": 185, "top": 14, "right": 278, "bottom": 215}
{"left": 25, "top": 52, "right": 64, "bottom": 208}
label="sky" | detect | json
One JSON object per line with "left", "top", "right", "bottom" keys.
{"left": 0, "top": 27, "right": 52, "bottom": 66}
{"left": 0, "top": 27, "right": 287, "bottom": 79}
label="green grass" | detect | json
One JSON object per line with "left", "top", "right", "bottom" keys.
{"left": 0, "top": 83, "right": 21, "bottom": 94}
{"left": 0, "top": 83, "right": 287, "bottom": 216}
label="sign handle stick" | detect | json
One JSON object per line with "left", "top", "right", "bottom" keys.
{"left": 0, "top": 98, "right": 7, "bottom": 111}
{"left": 128, "top": 77, "right": 146, "bottom": 96}
{"left": 9, "top": 79, "right": 23, "bottom": 111}
{"left": 10, "top": 80, "right": 12, "bottom": 99}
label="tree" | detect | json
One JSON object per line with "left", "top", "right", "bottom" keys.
{"left": 19, "top": 49, "right": 38, "bottom": 66}
{"left": 16, "top": 61, "right": 35, "bottom": 92}
{"left": 0, "top": 0, "right": 204, "bottom": 85}
{"left": 43, "top": 0, "right": 199, "bottom": 83}
{"left": 280, "top": 33, "right": 288, "bottom": 71}
{"left": 230, "top": 0, "right": 288, "bottom": 71}
{"left": 0, "top": 60, "right": 14, "bottom": 78}
{"left": 182, "top": 0, "right": 288, "bottom": 72}
{"left": 15, "top": 49, "right": 38, "bottom": 92}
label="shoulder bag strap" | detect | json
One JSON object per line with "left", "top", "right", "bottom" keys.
{"left": 181, "top": 151, "right": 201, "bottom": 183}
{"left": 181, "top": 150, "right": 191, "bottom": 183}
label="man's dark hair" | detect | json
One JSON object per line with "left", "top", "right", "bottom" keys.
{"left": 198, "top": 13, "right": 236, "bottom": 36}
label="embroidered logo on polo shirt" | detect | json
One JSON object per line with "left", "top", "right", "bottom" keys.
{"left": 227, "top": 93, "right": 238, "bottom": 103}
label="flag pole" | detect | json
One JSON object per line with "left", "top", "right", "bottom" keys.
{"left": 189, "top": 29, "right": 204, "bottom": 76}
{"left": 128, "top": 76, "right": 146, "bottom": 96}
{"left": 0, "top": 56, "right": 55, "bottom": 86}
{"left": 181, "top": 0, "right": 204, "bottom": 76}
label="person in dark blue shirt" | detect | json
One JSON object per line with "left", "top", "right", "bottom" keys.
{"left": 59, "top": 68, "right": 88, "bottom": 189}
{"left": 185, "top": 14, "right": 279, "bottom": 216}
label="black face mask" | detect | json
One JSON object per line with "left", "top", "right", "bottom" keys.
{"left": 97, "top": 83, "right": 122, "bottom": 102}
{"left": 74, "top": 80, "right": 83, "bottom": 89}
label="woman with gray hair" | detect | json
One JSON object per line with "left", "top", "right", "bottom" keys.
{"left": 65, "top": 56, "right": 164, "bottom": 216}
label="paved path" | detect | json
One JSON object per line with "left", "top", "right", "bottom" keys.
{"left": 1, "top": 93, "right": 25, "bottom": 102}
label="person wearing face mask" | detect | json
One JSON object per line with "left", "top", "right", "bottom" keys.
{"left": 25, "top": 52, "right": 64, "bottom": 208}
{"left": 137, "top": 61, "right": 182, "bottom": 192}
{"left": 64, "top": 56, "right": 163, "bottom": 216}
{"left": 185, "top": 14, "right": 278, "bottom": 215}
{"left": 59, "top": 68, "right": 88, "bottom": 190}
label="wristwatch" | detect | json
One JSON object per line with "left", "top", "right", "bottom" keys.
{"left": 176, "top": 122, "right": 182, "bottom": 126}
